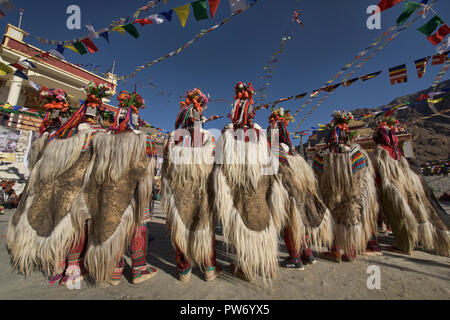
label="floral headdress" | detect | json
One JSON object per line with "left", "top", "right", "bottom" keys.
{"left": 328, "top": 110, "right": 354, "bottom": 129}
{"left": 82, "top": 81, "right": 114, "bottom": 110}
{"left": 375, "top": 117, "right": 401, "bottom": 159}
{"left": 377, "top": 117, "right": 399, "bottom": 131}
{"left": 234, "top": 82, "right": 255, "bottom": 102}
{"left": 39, "top": 87, "right": 69, "bottom": 111}
{"left": 268, "top": 107, "right": 295, "bottom": 126}
{"left": 180, "top": 88, "right": 208, "bottom": 112}
{"left": 327, "top": 110, "right": 355, "bottom": 146}
{"left": 117, "top": 90, "right": 145, "bottom": 114}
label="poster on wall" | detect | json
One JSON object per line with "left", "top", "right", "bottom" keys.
{"left": 0, "top": 127, "right": 21, "bottom": 163}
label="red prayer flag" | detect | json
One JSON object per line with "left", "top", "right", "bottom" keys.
{"left": 377, "top": 0, "right": 403, "bottom": 12}
{"left": 427, "top": 24, "right": 450, "bottom": 45}
{"left": 209, "top": 0, "right": 221, "bottom": 18}
{"left": 384, "top": 110, "right": 395, "bottom": 117}
{"left": 416, "top": 93, "right": 428, "bottom": 101}
{"left": 431, "top": 51, "right": 448, "bottom": 65}
{"left": 133, "top": 18, "right": 153, "bottom": 26}
{"left": 81, "top": 38, "right": 99, "bottom": 53}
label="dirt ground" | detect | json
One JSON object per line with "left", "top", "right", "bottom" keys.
{"left": 0, "top": 203, "right": 449, "bottom": 300}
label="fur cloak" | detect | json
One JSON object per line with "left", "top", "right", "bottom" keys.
{"left": 7, "top": 127, "right": 157, "bottom": 284}
{"left": 274, "top": 144, "right": 334, "bottom": 254}
{"left": 213, "top": 125, "right": 286, "bottom": 284}
{"left": 161, "top": 129, "right": 216, "bottom": 270}
{"left": 7, "top": 125, "right": 102, "bottom": 276}
{"left": 83, "top": 131, "right": 156, "bottom": 285}
{"left": 373, "top": 146, "right": 449, "bottom": 256}
{"left": 313, "top": 144, "right": 379, "bottom": 255}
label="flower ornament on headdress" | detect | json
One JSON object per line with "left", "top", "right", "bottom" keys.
{"left": 375, "top": 117, "right": 401, "bottom": 159}
{"left": 234, "top": 82, "right": 255, "bottom": 104}
{"left": 82, "top": 81, "right": 114, "bottom": 111}
{"left": 39, "top": 87, "right": 69, "bottom": 112}
{"left": 179, "top": 88, "right": 208, "bottom": 112}
{"left": 377, "top": 117, "right": 399, "bottom": 131}
{"left": 327, "top": 110, "right": 355, "bottom": 147}
{"left": 117, "top": 90, "right": 146, "bottom": 114}
{"left": 267, "top": 107, "right": 296, "bottom": 155}
{"left": 268, "top": 107, "right": 295, "bottom": 126}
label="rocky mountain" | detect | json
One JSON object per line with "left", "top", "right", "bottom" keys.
{"left": 351, "top": 79, "right": 450, "bottom": 163}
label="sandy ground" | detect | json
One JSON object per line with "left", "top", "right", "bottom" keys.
{"left": 0, "top": 202, "right": 449, "bottom": 300}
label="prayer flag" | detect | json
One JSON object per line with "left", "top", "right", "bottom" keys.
{"left": 111, "top": 25, "right": 125, "bottom": 34}
{"left": 294, "top": 93, "right": 307, "bottom": 100}
{"left": 148, "top": 14, "right": 165, "bottom": 24}
{"left": 160, "top": 10, "right": 173, "bottom": 21}
{"left": 85, "top": 25, "right": 99, "bottom": 39}
{"left": 342, "top": 77, "right": 359, "bottom": 87}
{"left": 65, "top": 44, "right": 80, "bottom": 54}
{"left": 437, "top": 37, "right": 450, "bottom": 54}
{"left": 134, "top": 18, "right": 154, "bottom": 25}
{"left": 174, "top": 4, "right": 190, "bottom": 27}
{"left": 81, "top": 38, "right": 99, "bottom": 53}
{"left": 414, "top": 57, "right": 429, "bottom": 78}
{"left": 73, "top": 42, "right": 88, "bottom": 55}
{"left": 389, "top": 64, "right": 408, "bottom": 85}
{"left": 396, "top": 1, "right": 421, "bottom": 26}
{"left": 123, "top": 24, "right": 140, "bottom": 38}
{"left": 229, "top": 0, "right": 246, "bottom": 13}
{"left": 99, "top": 31, "right": 110, "bottom": 43}
{"left": 209, "top": 0, "right": 221, "bottom": 17}
{"left": 377, "top": 0, "right": 403, "bottom": 12}
{"left": 417, "top": 15, "right": 444, "bottom": 37}
{"left": 431, "top": 51, "right": 448, "bottom": 65}
{"left": 14, "top": 69, "right": 28, "bottom": 80}
{"left": 192, "top": 0, "right": 209, "bottom": 21}
{"left": 360, "top": 71, "right": 382, "bottom": 81}
{"left": 427, "top": 24, "right": 450, "bottom": 45}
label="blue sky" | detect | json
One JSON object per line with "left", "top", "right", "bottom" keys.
{"left": 1, "top": 0, "right": 449, "bottom": 137}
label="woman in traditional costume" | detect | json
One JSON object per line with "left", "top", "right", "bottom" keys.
{"left": 162, "top": 88, "right": 221, "bottom": 282}
{"left": 105, "top": 89, "right": 159, "bottom": 285}
{"left": 313, "top": 111, "right": 379, "bottom": 262}
{"left": 212, "top": 82, "right": 285, "bottom": 284}
{"left": 267, "top": 108, "right": 334, "bottom": 270}
{"left": 7, "top": 82, "right": 158, "bottom": 286}
{"left": 372, "top": 117, "right": 449, "bottom": 256}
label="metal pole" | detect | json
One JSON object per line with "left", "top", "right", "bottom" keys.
{"left": 18, "top": 10, "right": 23, "bottom": 29}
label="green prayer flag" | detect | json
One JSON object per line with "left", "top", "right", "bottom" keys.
{"left": 396, "top": 1, "right": 421, "bottom": 26}
{"left": 73, "top": 41, "right": 88, "bottom": 55}
{"left": 123, "top": 23, "right": 140, "bottom": 39}
{"left": 417, "top": 15, "right": 444, "bottom": 36}
{"left": 191, "top": 0, "right": 209, "bottom": 21}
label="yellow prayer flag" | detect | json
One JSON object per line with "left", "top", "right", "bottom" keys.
{"left": 174, "top": 3, "right": 190, "bottom": 27}
{"left": 164, "top": 0, "right": 168, "bottom": 3}
{"left": 65, "top": 44, "right": 80, "bottom": 54}
{"left": 111, "top": 25, "right": 125, "bottom": 34}
{"left": 428, "top": 97, "right": 444, "bottom": 104}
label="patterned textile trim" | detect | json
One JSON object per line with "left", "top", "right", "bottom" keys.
{"left": 143, "top": 206, "right": 151, "bottom": 223}
{"left": 273, "top": 146, "right": 289, "bottom": 165}
{"left": 351, "top": 149, "right": 367, "bottom": 173}
{"left": 211, "top": 136, "right": 216, "bottom": 157}
{"left": 81, "top": 133, "right": 96, "bottom": 151}
{"left": 146, "top": 136, "right": 157, "bottom": 158}
{"left": 313, "top": 153, "right": 324, "bottom": 172}
{"left": 46, "top": 132, "right": 56, "bottom": 145}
